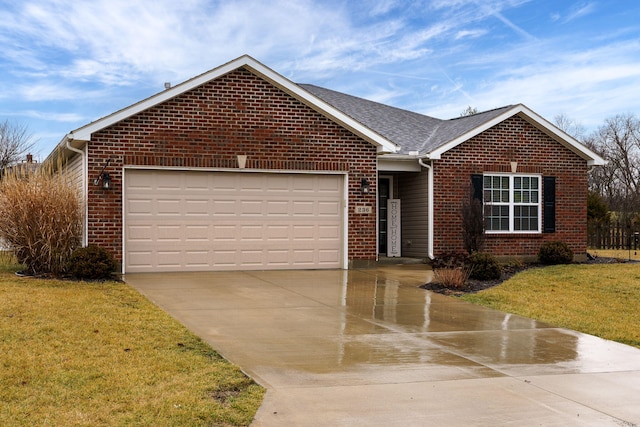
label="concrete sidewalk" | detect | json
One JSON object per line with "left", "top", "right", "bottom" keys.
{"left": 125, "top": 266, "right": 640, "bottom": 426}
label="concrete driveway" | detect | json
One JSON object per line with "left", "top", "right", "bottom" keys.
{"left": 125, "top": 265, "right": 640, "bottom": 426}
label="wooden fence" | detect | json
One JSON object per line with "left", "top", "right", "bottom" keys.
{"left": 588, "top": 221, "right": 640, "bottom": 250}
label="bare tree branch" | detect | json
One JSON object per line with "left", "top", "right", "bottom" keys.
{"left": 0, "top": 119, "right": 37, "bottom": 170}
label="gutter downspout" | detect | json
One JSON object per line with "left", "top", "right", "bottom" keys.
{"left": 65, "top": 137, "right": 88, "bottom": 246}
{"left": 418, "top": 158, "right": 434, "bottom": 259}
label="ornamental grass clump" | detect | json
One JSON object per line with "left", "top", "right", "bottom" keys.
{"left": 432, "top": 251, "right": 473, "bottom": 290}
{"left": 0, "top": 165, "right": 82, "bottom": 276}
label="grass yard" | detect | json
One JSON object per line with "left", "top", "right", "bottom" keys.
{"left": 0, "top": 257, "right": 264, "bottom": 426}
{"left": 461, "top": 263, "right": 640, "bottom": 348}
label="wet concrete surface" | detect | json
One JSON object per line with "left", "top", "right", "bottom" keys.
{"left": 125, "top": 265, "right": 640, "bottom": 426}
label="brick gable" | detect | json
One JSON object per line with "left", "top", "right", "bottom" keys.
{"left": 86, "top": 68, "right": 377, "bottom": 265}
{"left": 432, "top": 115, "right": 588, "bottom": 258}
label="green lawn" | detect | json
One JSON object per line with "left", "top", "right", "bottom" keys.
{"left": 0, "top": 260, "right": 264, "bottom": 426}
{"left": 462, "top": 263, "right": 640, "bottom": 348}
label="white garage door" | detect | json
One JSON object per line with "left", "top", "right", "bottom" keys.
{"left": 124, "top": 169, "right": 344, "bottom": 273}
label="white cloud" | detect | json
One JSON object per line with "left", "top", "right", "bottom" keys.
{"left": 454, "top": 29, "right": 488, "bottom": 39}
{"left": 564, "top": 2, "right": 596, "bottom": 23}
{"left": 424, "top": 39, "right": 640, "bottom": 128}
{"left": 20, "top": 110, "right": 85, "bottom": 123}
{"left": 1, "top": 0, "right": 639, "bottom": 153}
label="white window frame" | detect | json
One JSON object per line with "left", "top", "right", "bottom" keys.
{"left": 483, "top": 173, "right": 542, "bottom": 234}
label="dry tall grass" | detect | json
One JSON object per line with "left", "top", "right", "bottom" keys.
{"left": 0, "top": 164, "right": 82, "bottom": 275}
{"left": 433, "top": 266, "right": 473, "bottom": 290}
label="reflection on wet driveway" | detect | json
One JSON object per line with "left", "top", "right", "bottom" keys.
{"left": 126, "top": 265, "right": 640, "bottom": 426}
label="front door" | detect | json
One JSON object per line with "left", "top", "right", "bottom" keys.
{"left": 378, "top": 177, "right": 391, "bottom": 254}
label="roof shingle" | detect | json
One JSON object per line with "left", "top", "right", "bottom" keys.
{"left": 299, "top": 83, "right": 513, "bottom": 155}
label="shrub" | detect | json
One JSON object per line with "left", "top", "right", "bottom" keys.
{"left": 538, "top": 241, "right": 574, "bottom": 265}
{"left": 460, "top": 187, "right": 485, "bottom": 253}
{"left": 0, "top": 166, "right": 82, "bottom": 276}
{"left": 67, "top": 245, "right": 117, "bottom": 280}
{"left": 432, "top": 251, "right": 473, "bottom": 289}
{"left": 432, "top": 267, "right": 473, "bottom": 290}
{"left": 468, "top": 251, "right": 502, "bottom": 280}
{"left": 432, "top": 251, "right": 469, "bottom": 269}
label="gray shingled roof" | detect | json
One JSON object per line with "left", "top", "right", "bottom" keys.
{"left": 299, "top": 83, "right": 513, "bottom": 155}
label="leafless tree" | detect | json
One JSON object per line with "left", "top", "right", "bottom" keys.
{"left": 587, "top": 114, "right": 640, "bottom": 217}
{"left": 459, "top": 106, "right": 478, "bottom": 117}
{"left": 0, "top": 119, "right": 37, "bottom": 170}
{"left": 554, "top": 113, "right": 586, "bottom": 141}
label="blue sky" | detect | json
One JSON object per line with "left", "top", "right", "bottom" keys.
{"left": 1, "top": 0, "right": 639, "bottom": 158}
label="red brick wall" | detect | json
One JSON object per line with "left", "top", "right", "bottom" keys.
{"left": 86, "top": 68, "right": 377, "bottom": 265}
{"left": 432, "top": 115, "right": 588, "bottom": 258}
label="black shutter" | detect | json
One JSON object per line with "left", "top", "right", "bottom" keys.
{"left": 471, "top": 174, "right": 483, "bottom": 201}
{"left": 543, "top": 176, "right": 556, "bottom": 233}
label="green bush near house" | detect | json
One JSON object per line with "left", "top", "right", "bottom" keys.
{"left": 468, "top": 251, "right": 502, "bottom": 280}
{"left": 538, "top": 241, "right": 574, "bottom": 265}
{"left": 67, "top": 244, "right": 117, "bottom": 280}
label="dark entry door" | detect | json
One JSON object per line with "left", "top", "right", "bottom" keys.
{"left": 378, "top": 178, "right": 390, "bottom": 254}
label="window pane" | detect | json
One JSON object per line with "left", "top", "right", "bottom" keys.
{"left": 514, "top": 205, "right": 539, "bottom": 231}
{"left": 514, "top": 177, "right": 521, "bottom": 189}
{"left": 486, "top": 205, "right": 509, "bottom": 231}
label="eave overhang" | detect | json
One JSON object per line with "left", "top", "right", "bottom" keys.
{"left": 423, "top": 104, "right": 606, "bottom": 167}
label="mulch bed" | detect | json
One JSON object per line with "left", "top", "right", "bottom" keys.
{"left": 420, "top": 255, "right": 637, "bottom": 296}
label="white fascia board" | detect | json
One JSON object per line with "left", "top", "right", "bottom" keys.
{"left": 514, "top": 105, "right": 606, "bottom": 166}
{"left": 68, "top": 55, "right": 399, "bottom": 154}
{"left": 426, "top": 104, "right": 606, "bottom": 166}
{"left": 69, "top": 56, "right": 255, "bottom": 141}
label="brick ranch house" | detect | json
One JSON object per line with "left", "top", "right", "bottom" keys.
{"left": 46, "top": 55, "right": 605, "bottom": 273}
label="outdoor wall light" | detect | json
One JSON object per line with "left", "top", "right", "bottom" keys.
{"left": 360, "top": 178, "right": 371, "bottom": 194}
{"left": 94, "top": 159, "right": 112, "bottom": 189}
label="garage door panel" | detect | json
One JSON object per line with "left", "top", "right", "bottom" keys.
{"left": 319, "top": 225, "right": 340, "bottom": 240}
{"left": 185, "top": 200, "right": 209, "bottom": 215}
{"left": 212, "top": 200, "right": 236, "bottom": 216}
{"left": 240, "top": 200, "right": 263, "bottom": 216}
{"left": 127, "top": 199, "right": 153, "bottom": 215}
{"left": 156, "top": 225, "right": 182, "bottom": 241}
{"left": 319, "top": 249, "right": 340, "bottom": 263}
{"left": 265, "top": 225, "right": 289, "bottom": 240}
{"left": 266, "top": 200, "right": 289, "bottom": 215}
{"left": 293, "top": 201, "right": 314, "bottom": 216}
{"left": 185, "top": 225, "right": 209, "bottom": 241}
{"left": 125, "top": 170, "right": 344, "bottom": 273}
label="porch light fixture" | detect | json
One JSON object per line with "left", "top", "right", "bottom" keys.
{"left": 360, "top": 178, "right": 371, "bottom": 194}
{"left": 94, "top": 159, "right": 112, "bottom": 189}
